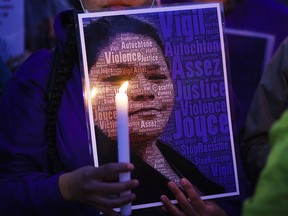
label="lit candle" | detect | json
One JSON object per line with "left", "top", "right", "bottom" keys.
{"left": 115, "top": 81, "right": 131, "bottom": 216}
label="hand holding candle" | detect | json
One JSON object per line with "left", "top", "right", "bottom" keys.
{"left": 116, "top": 81, "right": 131, "bottom": 216}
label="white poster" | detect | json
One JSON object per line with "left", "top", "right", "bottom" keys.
{"left": 0, "top": 0, "right": 24, "bottom": 62}
{"left": 77, "top": 3, "right": 239, "bottom": 211}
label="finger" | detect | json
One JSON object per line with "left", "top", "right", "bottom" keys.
{"left": 90, "top": 180, "right": 139, "bottom": 196}
{"left": 180, "top": 178, "right": 206, "bottom": 213}
{"left": 95, "top": 205, "right": 121, "bottom": 216}
{"left": 103, "top": 172, "right": 119, "bottom": 182}
{"left": 167, "top": 181, "right": 198, "bottom": 215}
{"left": 103, "top": 169, "right": 132, "bottom": 182}
{"left": 89, "top": 192, "right": 136, "bottom": 209}
{"left": 160, "top": 195, "right": 184, "bottom": 216}
{"left": 95, "top": 163, "right": 135, "bottom": 179}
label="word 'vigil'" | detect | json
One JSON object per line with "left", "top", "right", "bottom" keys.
{"left": 159, "top": 9, "right": 205, "bottom": 42}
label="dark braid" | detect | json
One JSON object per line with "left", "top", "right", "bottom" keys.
{"left": 47, "top": 12, "right": 78, "bottom": 174}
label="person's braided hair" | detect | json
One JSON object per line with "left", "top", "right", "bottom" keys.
{"left": 47, "top": 12, "right": 78, "bottom": 173}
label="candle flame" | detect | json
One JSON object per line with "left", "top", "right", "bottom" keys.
{"left": 119, "top": 81, "right": 129, "bottom": 93}
{"left": 90, "top": 87, "right": 98, "bottom": 99}
{"left": 84, "top": 87, "right": 98, "bottom": 100}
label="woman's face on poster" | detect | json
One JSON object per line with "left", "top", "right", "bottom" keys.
{"left": 89, "top": 33, "right": 174, "bottom": 148}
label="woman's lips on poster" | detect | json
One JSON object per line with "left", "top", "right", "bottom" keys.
{"left": 129, "top": 107, "right": 164, "bottom": 117}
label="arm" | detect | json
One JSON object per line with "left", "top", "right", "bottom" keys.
{"left": 0, "top": 50, "right": 138, "bottom": 215}
{"left": 243, "top": 37, "right": 288, "bottom": 184}
{"left": 0, "top": 50, "right": 70, "bottom": 215}
{"left": 243, "top": 111, "right": 288, "bottom": 216}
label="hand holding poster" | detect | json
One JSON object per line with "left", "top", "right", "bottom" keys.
{"left": 77, "top": 3, "right": 239, "bottom": 211}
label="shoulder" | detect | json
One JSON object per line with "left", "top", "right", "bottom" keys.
{"left": 226, "top": 0, "right": 288, "bottom": 36}
{"left": 11, "top": 49, "right": 54, "bottom": 93}
{"left": 268, "top": 36, "right": 288, "bottom": 72}
{"left": 243, "top": 111, "right": 288, "bottom": 215}
{"left": 269, "top": 111, "right": 288, "bottom": 149}
{"left": 279, "top": 36, "right": 288, "bottom": 53}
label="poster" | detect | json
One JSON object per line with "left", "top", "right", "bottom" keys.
{"left": 0, "top": 0, "right": 24, "bottom": 62}
{"left": 77, "top": 3, "right": 239, "bottom": 210}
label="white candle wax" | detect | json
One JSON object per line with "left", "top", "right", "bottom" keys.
{"left": 116, "top": 82, "right": 131, "bottom": 216}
